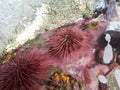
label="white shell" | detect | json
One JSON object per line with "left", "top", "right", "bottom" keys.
{"left": 105, "top": 34, "right": 111, "bottom": 43}
{"left": 103, "top": 34, "right": 113, "bottom": 64}
{"left": 98, "top": 75, "right": 108, "bottom": 84}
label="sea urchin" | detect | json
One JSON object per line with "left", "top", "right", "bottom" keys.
{"left": 0, "top": 47, "right": 50, "bottom": 90}
{"left": 47, "top": 24, "right": 92, "bottom": 59}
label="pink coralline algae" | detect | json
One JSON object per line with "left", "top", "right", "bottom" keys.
{"left": 0, "top": 47, "right": 51, "bottom": 90}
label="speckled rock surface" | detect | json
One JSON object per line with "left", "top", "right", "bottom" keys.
{"left": 0, "top": 0, "right": 95, "bottom": 54}
{"left": 108, "top": 68, "right": 120, "bottom": 90}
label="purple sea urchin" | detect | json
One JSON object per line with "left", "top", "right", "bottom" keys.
{"left": 47, "top": 24, "right": 92, "bottom": 59}
{"left": 0, "top": 47, "right": 50, "bottom": 90}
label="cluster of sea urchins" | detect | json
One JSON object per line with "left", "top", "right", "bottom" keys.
{"left": 46, "top": 24, "right": 92, "bottom": 59}
{"left": 0, "top": 47, "right": 51, "bottom": 90}
{"left": 0, "top": 20, "right": 108, "bottom": 90}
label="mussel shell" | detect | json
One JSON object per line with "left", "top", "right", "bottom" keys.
{"left": 98, "top": 81, "right": 108, "bottom": 90}
{"left": 97, "top": 30, "right": 120, "bottom": 52}
{"left": 116, "top": 52, "right": 120, "bottom": 64}
{"left": 95, "top": 30, "right": 120, "bottom": 64}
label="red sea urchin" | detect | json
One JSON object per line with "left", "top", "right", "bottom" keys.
{"left": 47, "top": 24, "right": 92, "bottom": 59}
{"left": 0, "top": 47, "right": 50, "bottom": 90}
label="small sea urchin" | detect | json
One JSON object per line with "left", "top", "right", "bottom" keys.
{"left": 47, "top": 24, "right": 92, "bottom": 59}
{"left": 0, "top": 47, "right": 50, "bottom": 90}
